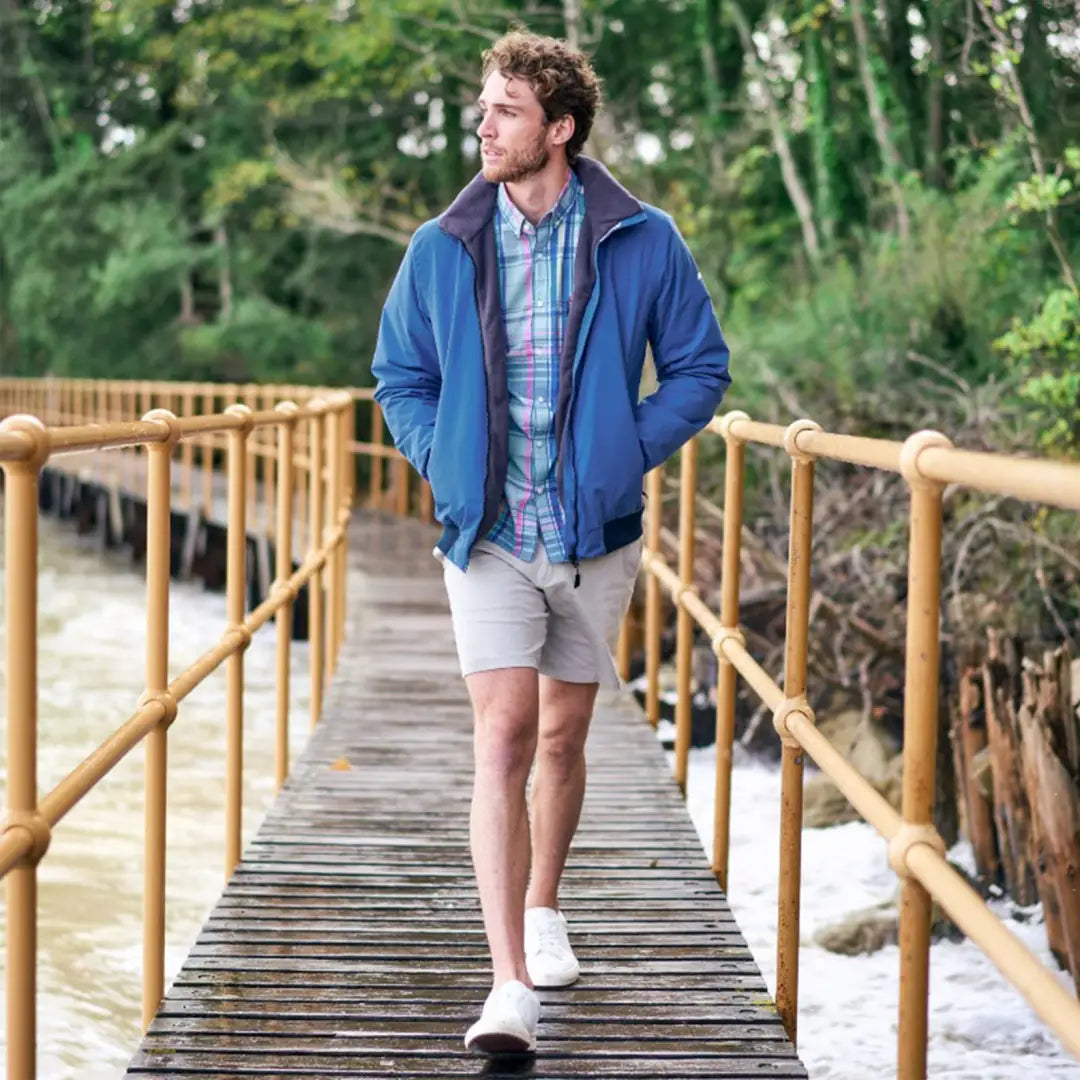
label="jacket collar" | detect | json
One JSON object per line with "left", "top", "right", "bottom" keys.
{"left": 438, "top": 155, "right": 642, "bottom": 242}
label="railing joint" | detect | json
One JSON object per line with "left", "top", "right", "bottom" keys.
{"left": 0, "top": 413, "right": 51, "bottom": 470}
{"left": 772, "top": 695, "right": 815, "bottom": 750}
{"left": 899, "top": 429, "right": 953, "bottom": 489}
{"left": 710, "top": 625, "right": 746, "bottom": 657}
{"left": 670, "top": 581, "right": 697, "bottom": 606}
{"left": 717, "top": 409, "right": 750, "bottom": 441}
{"left": 141, "top": 409, "right": 183, "bottom": 450}
{"left": 270, "top": 578, "right": 299, "bottom": 604}
{"left": 274, "top": 400, "right": 301, "bottom": 425}
{"left": 224, "top": 403, "right": 254, "bottom": 434}
{"left": 137, "top": 689, "right": 179, "bottom": 729}
{"left": 227, "top": 623, "right": 253, "bottom": 652}
{"left": 2, "top": 810, "right": 52, "bottom": 866}
{"left": 888, "top": 822, "right": 946, "bottom": 878}
{"left": 783, "top": 418, "right": 822, "bottom": 462}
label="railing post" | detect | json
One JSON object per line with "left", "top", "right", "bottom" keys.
{"left": 140, "top": 409, "right": 180, "bottom": 1031}
{"left": 263, "top": 387, "right": 277, "bottom": 537}
{"left": 774, "top": 419, "right": 821, "bottom": 1047}
{"left": 1, "top": 416, "right": 51, "bottom": 1080}
{"left": 896, "top": 430, "right": 952, "bottom": 1080}
{"left": 274, "top": 402, "right": 299, "bottom": 791}
{"left": 180, "top": 388, "right": 194, "bottom": 510}
{"left": 713, "top": 411, "right": 749, "bottom": 892}
{"left": 201, "top": 386, "right": 214, "bottom": 519}
{"left": 224, "top": 404, "right": 252, "bottom": 879}
{"left": 245, "top": 384, "right": 258, "bottom": 523}
{"left": 338, "top": 395, "right": 351, "bottom": 656}
{"left": 616, "top": 610, "right": 632, "bottom": 684}
{"left": 308, "top": 401, "right": 326, "bottom": 728}
{"left": 324, "top": 402, "right": 341, "bottom": 683}
{"left": 370, "top": 402, "right": 384, "bottom": 506}
{"left": 644, "top": 467, "right": 664, "bottom": 729}
{"left": 420, "top": 480, "right": 434, "bottom": 523}
{"left": 674, "top": 436, "right": 698, "bottom": 792}
{"left": 394, "top": 455, "right": 410, "bottom": 517}
{"left": 296, "top": 404, "right": 309, "bottom": 552}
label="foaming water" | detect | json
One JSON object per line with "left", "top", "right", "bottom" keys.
{"left": 0, "top": 514, "right": 313, "bottom": 1078}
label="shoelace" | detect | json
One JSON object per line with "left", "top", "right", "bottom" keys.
{"left": 535, "top": 918, "right": 566, "bottom": 951}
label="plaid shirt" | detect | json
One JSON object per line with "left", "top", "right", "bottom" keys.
{"left": 485, "top": 171, "right": 584, "bottom": 563}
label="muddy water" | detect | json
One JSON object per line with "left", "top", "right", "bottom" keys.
{"left": 0, "top": 514, "right": 314, "bottom": 1078}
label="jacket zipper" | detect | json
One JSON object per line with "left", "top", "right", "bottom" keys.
{"left": 566, "top": 218, "right": 627, "bottom": 588}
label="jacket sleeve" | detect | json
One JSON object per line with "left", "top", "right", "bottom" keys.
{"left": 371, "top": 236, "right": 441, "bottom": 482}
{"left": 635, "top": 221, "right": 731, "bottom": 473}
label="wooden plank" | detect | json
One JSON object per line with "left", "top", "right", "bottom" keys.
{"left": 125, "top": 509, "right": 804, "bottom": 1079}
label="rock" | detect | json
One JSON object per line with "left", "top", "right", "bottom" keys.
{"left": 814, "top": 900, "right": 898, "bottom": 955}
{"left": 803, "top": 709, "right": 903, "bottom": 828}
{"left": 815, "top": 878, "right": 968, "bottom": 957}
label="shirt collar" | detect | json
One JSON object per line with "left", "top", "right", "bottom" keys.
{"left": 497, "top": 170, "right": 581, "bottom": 237}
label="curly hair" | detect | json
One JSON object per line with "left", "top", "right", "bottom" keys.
{"left": 481, "top": 31, "right": 602, "bottom": 163}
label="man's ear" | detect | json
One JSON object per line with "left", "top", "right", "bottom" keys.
{"left": 551, "top": 114, "right": 575, "bottom": 149}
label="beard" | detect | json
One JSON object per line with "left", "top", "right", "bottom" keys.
{"left": 481, "top": 132, "right": 550, "bottom": 184}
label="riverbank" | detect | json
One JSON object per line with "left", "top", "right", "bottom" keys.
{"left": 675, "top": 735, "right": 1080, "bottom": 1078}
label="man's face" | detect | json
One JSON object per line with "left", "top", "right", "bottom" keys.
{"left": 476, "top": 70, "right": 565, "bottom": 183}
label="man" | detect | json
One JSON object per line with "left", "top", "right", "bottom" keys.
{"left": 372, "top": 30, "right": 730, "bottom": 1056}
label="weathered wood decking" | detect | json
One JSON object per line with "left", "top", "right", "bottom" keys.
{"left": 126, "top": 510, "right": 807, "bottom": 1078}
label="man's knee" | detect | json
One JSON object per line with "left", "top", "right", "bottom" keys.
{"left": 474, "top": 706, "right": 537, "bottom": 778}
{"left": 536, "top": 712, "right": 590, "bottom": 775}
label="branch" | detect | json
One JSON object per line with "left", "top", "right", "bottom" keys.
{"left": 976, "top": 0, "right": 1078, "bottom": 294}
{"left": 849, "top": 0, "right": 911, "bottom": 243}
{"left": 727, "top": 0, "right": 821, "bottom": 265}
{"left": 1, "top": 0, "right": 62, "bottom": 159}
{"left": 273, "top": 149, "right": 419, "bottom": 247}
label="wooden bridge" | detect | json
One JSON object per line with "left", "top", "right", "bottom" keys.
{"left": 1, "top": 378, "right": 1079, "bottom": 1080}
{"left": 126, "top": 509, "right": 804, "bottom": 1078}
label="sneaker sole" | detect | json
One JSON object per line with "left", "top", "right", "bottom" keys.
{"left": 466, "top": 1029, "right": 536, "bottom": 1055}
{"left": 526, "top": 961, "right": 580, "bottom": 988}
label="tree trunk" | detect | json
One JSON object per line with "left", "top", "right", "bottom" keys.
{"left": 976, "top": 1, "right": 1078, "bottom": 295}
{"left": 983, "top": 635, "right": 1039, "bottom": 906}
{"left": 849, "top": 0, "right": 910, "bottom": 244}
{"left": 562, "top": 0, "right": 581, "bottom": 49}
{"left": 925, "top": 0, "right": 945, "bottom": 188}
{"left": 1, "top": 0, "right": 61, "bottom": 161}
{"left": 727, "top": 1, "right": 821, "bottom": 266}
{"left": 179, "top": 274, "right": 196, "bottom": 324}
{"left": 1017, "top": 649, "right": 1080, "bottom": 992}
{"left": 215, "top": 224, "right": 233, "bottom": 319}
{"left": 805, "top": 18, "right": 838, "bottom": 249}
{"left": 1017, "top": 0, "right": 1054, "bottom": 154}
{"left": 951, "top": 662, "right": 1001, "bottom": 885}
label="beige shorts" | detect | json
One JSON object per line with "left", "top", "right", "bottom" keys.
{"left": 437, "top": 538, "right": 642, "bottom": 689}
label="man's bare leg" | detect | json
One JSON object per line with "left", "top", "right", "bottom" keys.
{"left": 466, "top": 666, "right": 540, "bottom": 987}
{"left": 525, "top": 676, "right": 599, "bottom": 911}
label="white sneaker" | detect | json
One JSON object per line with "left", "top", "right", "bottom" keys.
{"left": 464, "top": 980, "right": 540, "bottom": 1055}
{"left": 525, "top": 906, "right": 580, "bottom": 987}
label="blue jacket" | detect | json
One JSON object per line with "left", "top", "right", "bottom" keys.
{"left": 372, "top": 156, "right": 731, "bottom": 571}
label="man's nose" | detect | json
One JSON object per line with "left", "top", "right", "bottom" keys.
{"left": 477, "top": 113, "right": 495, "bottom": 139}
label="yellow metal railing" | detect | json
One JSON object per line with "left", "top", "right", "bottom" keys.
{"left": 3, "top": 378, "right": 1079, "bottom": 1078}
{"left": 631, "top": 412, "right": 1080, "bottom": 1078}
{"left": 0, "top": 379, "right": 363, "bottom": 1079}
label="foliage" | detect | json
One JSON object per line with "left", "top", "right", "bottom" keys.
{"left": 996, "top": 288, "right": 1080, "bottom": 456}
{"left": 0, "top": 0, "right": 1078, "bottom": 447}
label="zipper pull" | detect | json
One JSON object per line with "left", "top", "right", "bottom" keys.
{"left": 572, "top": 554, "right": 580, "bottom": 588}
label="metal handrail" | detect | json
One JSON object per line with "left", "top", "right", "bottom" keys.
{"left": 638, "top": 410, "right": 1080, "bottom": 1077}
{"left": 2, "top": 377, "right": 1079, "bottom": 1078}
{"left": 0, "top": 381, "right": 357, "bottom": 1079}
